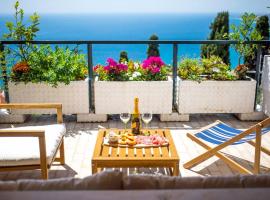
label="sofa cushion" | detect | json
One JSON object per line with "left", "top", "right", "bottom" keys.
{"left": 0, "top": 170, "right": 123, "bottom": 190}
{"left": 241, "top": 175, "right": 270, "bottom": 187}
{"left": 123, "top": 174, "right": 270, "bottom": 189}
{"left": 0, "top": 181, "right": 17, "bottom": 190}
{"left": 0, "top": 124, "right": 65, "bottom": 166}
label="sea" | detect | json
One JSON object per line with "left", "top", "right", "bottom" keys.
{"left": 0, "top": 13, "right": 246, "bottom": 87}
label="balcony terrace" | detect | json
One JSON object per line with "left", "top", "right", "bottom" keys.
{"left": 0, "top": 39, "right": 269, "bottom": 182}
{"left": 0, "top": 113, "right": 269, "bottom": 180}
{"left": 1, "top": 4, "right": 270, "bottom": 199}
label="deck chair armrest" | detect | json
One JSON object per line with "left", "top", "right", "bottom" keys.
{"left": 0, "top": 129, "right": 47, "bottom": 169}
{"left": 0, "top": 103, "right": 63, "bottom": 123}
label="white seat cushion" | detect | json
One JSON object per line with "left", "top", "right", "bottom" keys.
{"left": 0, "top": 124, "right": 66, "bottom": 167}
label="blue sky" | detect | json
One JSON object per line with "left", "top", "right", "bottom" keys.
{"left": 0, "top": 0, "right": 269, "bottom": 14}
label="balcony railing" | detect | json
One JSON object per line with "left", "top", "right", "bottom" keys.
{"left": 1, "top": 40, "right": 270, "bottom": 112}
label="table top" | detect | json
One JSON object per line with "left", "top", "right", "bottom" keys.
{"left": 92, "top": 129, "right": 179, "bottom": 162}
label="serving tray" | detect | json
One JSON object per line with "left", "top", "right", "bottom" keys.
{"left": 103, "top": 137, "right": 169, "bottom": 148}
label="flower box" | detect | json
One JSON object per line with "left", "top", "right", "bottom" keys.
{"left": 94, "top": 77, "right": 172, "bottom": 114}
{"left": 8, "top": 80, "right": 89, "bottom": 114}
{"left": 177, "top": 77, "right": 256, "bottom": 114}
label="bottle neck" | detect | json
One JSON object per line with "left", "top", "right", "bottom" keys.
{"left": 134, "top": 99, "right": 139, "bottom": 114}
{"left": 134, "top": 105, "right": 139, "bottom": 114}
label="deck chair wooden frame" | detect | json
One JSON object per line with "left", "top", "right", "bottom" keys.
{"left": 183, "top": 117, "right": 270, "bottom": 174}
{"left": 0, "top": 103, "right": 65, "bottom": 179}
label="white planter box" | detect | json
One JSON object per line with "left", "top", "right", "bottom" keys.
{"left": 8, "top": 80, "right": 89, "bottom": 114}
{"left": 177, "top": 77, "right": 256, "bottom": 114}
{"left": 94, "top": 77, "right": 172, "bottom": 114}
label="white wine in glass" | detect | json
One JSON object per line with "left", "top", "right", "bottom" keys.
{"left": 120, "top": 112, "right": 131, "bottom": 131}
{"left": 142, "top": 112, "right": 152, "bottom": 129}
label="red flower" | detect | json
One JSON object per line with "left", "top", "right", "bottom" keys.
{"left": 12, "top": 62, "right": 30, "bottom": 73}
{"left": 94, "top": 65, "right": 99, "bottom": 72}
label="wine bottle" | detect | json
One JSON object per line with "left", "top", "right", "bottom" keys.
{"left": 131, "top": 97, "right": 141, "bottom": 135}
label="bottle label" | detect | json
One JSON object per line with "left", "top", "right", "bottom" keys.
{"left": 132, "top": 118, "right": 140, "bottom": 135}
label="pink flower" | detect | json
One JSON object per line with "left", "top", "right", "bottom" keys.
{"left": 104, "top": 65, "right": 110, "bottom": 71}
{"left": 107, "top": 58, "right": 117, "bottom": 67}
{"left": 103, "top": 59, "right": 128, "bottom": 74}
{"left": 142, "top": 60, "right": 150, "bottom": 69}
{"left": 151, "top": 67, "right": 160, "bottom": 74}
{"left": 142, "top": 56, "right": 165, "bottom": 74}
{"left": 117, "top": 63, "right": 128, "bottom": 71}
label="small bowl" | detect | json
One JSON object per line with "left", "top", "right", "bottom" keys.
{"left": 108, "top": 131, "right": 119, "bottom": 143}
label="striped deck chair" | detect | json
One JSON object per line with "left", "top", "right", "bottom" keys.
{"left": 183, "top": 117, "right": 270, "bottom": 174}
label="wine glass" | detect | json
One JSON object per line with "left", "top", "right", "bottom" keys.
{"left": 120, "top": 112, "right": 131, "bottom": 132}
{"left": 142, "top": 112, "right": 152, "bottom": 130}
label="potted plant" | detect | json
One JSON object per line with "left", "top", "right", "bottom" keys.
{"left": 8, "top": 45, "right": 89, "bottom": 114}
{"left": 3, "top": 1, "right": 89, "bottom": 115}
{"left": 94, "top": 57, "right": 172, "bottom": 114}
{"left": 177, "top": 56, "right": 256, "bottom": 114}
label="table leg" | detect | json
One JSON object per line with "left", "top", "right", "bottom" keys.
{"left": 98, "top": 168, "right": 103, "bottom": 173}
{"left": 92, "top": 162, "right": 98, "bottom": 174}
{"left": 168, "top": 167, "right": 173, "bottom": 175}
{"left": 173, "top": 162, "right": 179, "bottom": 176}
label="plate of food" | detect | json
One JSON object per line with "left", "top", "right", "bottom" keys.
{"left": 103, "top": 131, "right": 169, "bottom": 147}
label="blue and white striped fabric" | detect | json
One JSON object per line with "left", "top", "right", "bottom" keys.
{"left": 195, "top": 122, "right": 270, "bottom": 145}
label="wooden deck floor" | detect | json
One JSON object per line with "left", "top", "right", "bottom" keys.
{"left": 0, "top": 114, "right": 270, "bottom": 180}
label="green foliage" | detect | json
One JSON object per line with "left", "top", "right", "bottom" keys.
{"left": 202, "top": 55, "right": 229, "bottom": 74}
{"left": 256, "top": 15, "right": 270, "bottom": 40}
{"left": 147, "top": 34, "right": 160, "bottom": 58}
{"left": 201, "top": 12, "right": 230, "bottom": 64}
{"left": 11, "top": 45, "right": 88, "bottom": 87}
{"left": 178, "top": 56, "right": 238, "bottom": 81}
{"left": 201, "top": 56, "right": 236, "bottom": 80}
{"left": 230, "top": 13, "right": 263, "bottom": 68}
{"left": 245, "top": 15, "right": 270, "bottom": 70}
{"left": 4, "top": 1, "right": 87, "bottom": 87}
{"left": 178, "top": 58, "right": 202, "bottom": 81}
{"left": 3, "top": 1, "right": 40, "bottom": 63}
{"left": 119, "top": 51, "right": 129, "bottom": 63}
{"left": 0, "top": 49, "right": 6, "bottom": 91}
{"left": 94, "top": 65, "right": 108, "bottom": 81}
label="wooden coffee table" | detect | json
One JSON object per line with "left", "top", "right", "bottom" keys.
{"left": 92, "top": 129, "right": 180, "bottom": 176}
